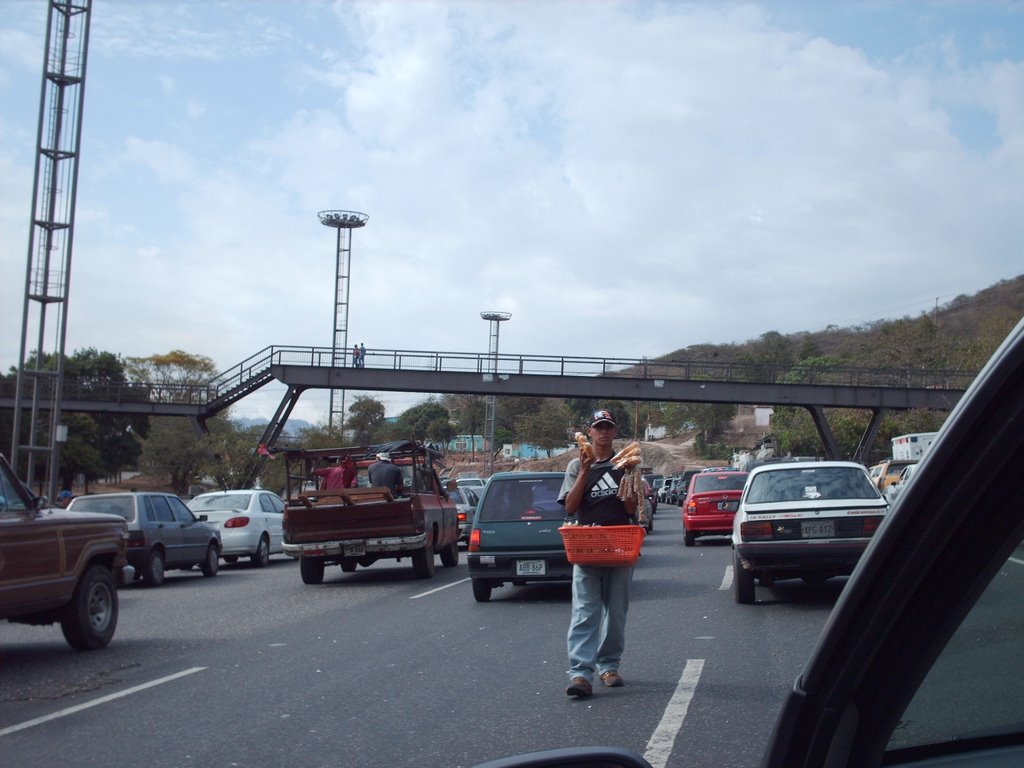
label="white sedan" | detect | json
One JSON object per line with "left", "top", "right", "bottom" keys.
{"left": 186, "top": 489, "right": 285, "bottom": 567}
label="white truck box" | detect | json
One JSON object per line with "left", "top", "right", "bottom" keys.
{"left": 891, "top": 432, "right": 938, "bottom": 461}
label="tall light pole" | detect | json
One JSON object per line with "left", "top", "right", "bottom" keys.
{"left": 480, "top": 311, "right": 511, "bottom": 475}
{"left": 319, "top": 209, "right": 368, "bottom": 433}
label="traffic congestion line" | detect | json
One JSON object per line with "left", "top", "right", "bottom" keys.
{"left": 0, "top": 667, "right": 207, "bottom": 737}
{"left": 643, "top": 658, "right": 705, "bottom": 768}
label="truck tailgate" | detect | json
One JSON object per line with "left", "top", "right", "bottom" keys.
{"left": 283, "top": 495, "right": 420, "bottom": 544}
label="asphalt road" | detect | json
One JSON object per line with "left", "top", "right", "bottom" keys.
{"left": 0, "top": 504, "right": 844, "bottom": 768}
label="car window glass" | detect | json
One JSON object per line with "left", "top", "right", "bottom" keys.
{"left": 259, "top": 494, "right": 280, "bottom": 514}
{"left": 70, "top": 495, "right": 134, "bottom": 521}
{"left": 692, "top": 473, "right": 747, "bottom": 493}
{"left": 886, "top": 538, "right": 1024, "bottom": 755}
{"left": 168, "top": 496, "right": 196, "bottom": 522}
{"left": 479, "top": 478, "right": 564, "bottom": 522}
{"left": 147, "top": 495, "right": 175, "bottom": 522}
{"left": 746, "top": 467, "right": 876, "bottom": 503}
{"left": 0, "top": 465, "right": 28, "bottom": 512}
{"left": 192, "top": 493, "right": 252, "bottom": 510}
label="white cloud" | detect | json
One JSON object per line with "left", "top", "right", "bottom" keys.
{"left": 1, "top": 0, "right": 1022, "bottom": 424}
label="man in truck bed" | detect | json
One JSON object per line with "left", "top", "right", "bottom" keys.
{"left": 368, "top": 452, "right": 404, "bottom": 496}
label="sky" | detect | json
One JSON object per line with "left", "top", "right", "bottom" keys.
{"left": 2, "top": 1, "right": 1022, "bottom": 425}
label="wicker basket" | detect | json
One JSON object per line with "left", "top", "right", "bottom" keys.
{"left": 559, "top": 525, "right": 646, "bottom": 567}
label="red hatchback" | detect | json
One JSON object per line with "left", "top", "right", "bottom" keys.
{"left": 683, "top": 470, "right": 748, "bottom": 546}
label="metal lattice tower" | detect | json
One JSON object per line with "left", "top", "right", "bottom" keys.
{"left": 11, "top": 0, "right": 93, "bottom": 498}
{"left": 318, "top": 210, "right": 368, "bottom": 432}
{"left": 480, "top": 311, "right": 511, "bottom": 474}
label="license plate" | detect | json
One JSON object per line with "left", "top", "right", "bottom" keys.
{"left": 343, "top": 541, "right": 366, "bottom": 556}
{"left": 516, "top": 560, "right": 546, "bottom": 576}
{"left": 801, "top": 520, "right": 835, "bottom": 538}
{"left": 718, "top": 501, "right": 738, "bottom": 511}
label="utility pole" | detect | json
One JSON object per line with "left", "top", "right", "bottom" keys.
{"left": 12, "top": 0, "right": 93, "bottom": 499}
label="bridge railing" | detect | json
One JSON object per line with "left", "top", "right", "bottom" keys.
{"left": 0, "top": 346, "right": 977, "bottom": 409}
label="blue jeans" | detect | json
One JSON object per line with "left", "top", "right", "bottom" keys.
{"left": 566, "top": 564, "right": 633, "bottom": 682}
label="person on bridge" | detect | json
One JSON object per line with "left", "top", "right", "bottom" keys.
{"left": 557, "top": 408, "right": 638, "bottom": 698}
{"left": 368, "top": 452, "right": 404, "bottom": 497}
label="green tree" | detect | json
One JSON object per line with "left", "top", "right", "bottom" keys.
{"left": 126, "top": 350, "right": 217, "bottom": 403}
{"left": 346, "top": 395, "right": 387, "bottom": 444}
{"left": 515, "top": 399, "right": 573, "bottom": 453}
{"left": 139, "top": 417, "right": 210, "bottom": 495}
{"left": 396, "top": 399, "right": 456, "bottom": 445}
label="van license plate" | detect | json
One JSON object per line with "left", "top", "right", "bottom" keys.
{"left": 516, "top": 560, "right": 546, "bottom": 576}
{"left": 801, "top": 520, "right": 835, "bottom": 538}
{"left": 343, "top": 542, "right": 366, "bottom": 556}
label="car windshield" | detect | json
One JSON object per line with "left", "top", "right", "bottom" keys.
{"left": 745, "top": 466, "right": 878, "bottom": 503}
{"left": 190, "top": 494, "right": 252, "bottom": 510}
{"left": 692, "top": 473, "right": 747, "bottom": 493}
{"left": 68, "top": 495, "right": 134, "bottom": 521}
{"left": 478, "top": 477, "right": 564, "bottom": 522}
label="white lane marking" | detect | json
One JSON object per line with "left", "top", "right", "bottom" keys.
{"left": 410, "top": 577, "right": 470, "bottom": 599}
{"left": 1010, "top": 557, "right": 1024, "bottom": 566}
{"left": 0, "top": 666, "right": 207, "bottom": 737}
{"left": 644, "top": 658, "right": 705, "bottom": 768}
{"left": 720, "top": 565, "right": 733, "bottom": 590}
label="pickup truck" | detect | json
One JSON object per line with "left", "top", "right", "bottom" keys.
{"left": 0, "top": 453, "right": 134, "bottom": 650}
{"left": 281, "top": 440, "right": 461, "bottom": 584}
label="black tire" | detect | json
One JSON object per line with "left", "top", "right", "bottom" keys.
{"left": 733, "top": 549, "right": 755, "bottom": 604}
{"left": 646, "top": 514, "right": 654, "bottom": 532}
{"left": 471, "top": 579, "right": 492, "bottom": 602}
{"left": 250, "top": 536, "right": 270, "bottom": 568}
{"left": 684, "top": 530, "right": 696, "bottom": 547}
{"left": 439, "top": 539, "right": 459, "bottom": 567}
{"left": 60, "top": 565, "right": 118, "bottom": 650}
{"left": 412, "top": 542, "right": 436, "bottom": 579}
{"left": 200, "top": 543, "right": 220, "bottom": 577}
{"left": 142, "top": 549, "right": 165, "bottom": 587}
{"left": 300, "top": 556, "right": 325, "bottom": 584}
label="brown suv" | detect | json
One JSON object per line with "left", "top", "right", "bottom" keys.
{"left": 0, "top": 454, "right": 134, "bottom": 649}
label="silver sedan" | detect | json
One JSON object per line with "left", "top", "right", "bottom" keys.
{"left": 186, "top": 489, "right": 285, "bottom": 567}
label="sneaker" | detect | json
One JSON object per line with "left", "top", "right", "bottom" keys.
{"left": 565, "top": 677, "right": 593, "bottom": 697}
{"left": 600, "top": 670, "right": 624, "bottom": 687}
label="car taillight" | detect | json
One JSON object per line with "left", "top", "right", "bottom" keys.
{"left": 457, "top": 512, "right": 467, "bottom": 523}
{"left": 468, "top": 528, "right": 481, "bottom": 552}
{"left": 686, "top": 500, "right": 696, "bottom": 514}
{"left": 862, "top": 516, "right": 883, "bottom": 536}
{"left": 740, "top": 521, "right": 774, "bottom": 541}
{"left": 224, "top": 516, "right": 251, "bottom": 528}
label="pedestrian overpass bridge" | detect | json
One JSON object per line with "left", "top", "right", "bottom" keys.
{"left": 3, "top": 345, "right": 974, "bottom": 463}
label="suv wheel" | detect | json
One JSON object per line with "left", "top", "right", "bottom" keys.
{"left": 200, "top": 543, "right": 219, "bottom": 577}
{"left": 143, "top": 549, "right": 165, "bottom": 587}
{"left": 60, "top": 565, "right": 118, "bottom": 650}
{"left": 472, "top": 579, "right": 492, "bottom": 602}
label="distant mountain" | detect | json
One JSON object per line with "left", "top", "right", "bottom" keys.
{"left": 233, "top": 416, "right": 314, "bottom": 436}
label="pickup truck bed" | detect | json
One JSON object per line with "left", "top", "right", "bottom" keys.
{"left": 281, "top": 441, "right": 461, "bottom": 584}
